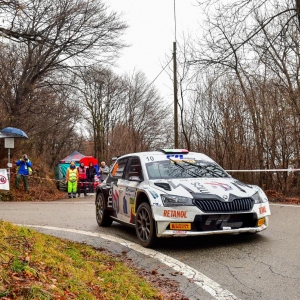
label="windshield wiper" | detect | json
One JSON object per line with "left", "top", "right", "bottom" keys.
{"left": 182, "top": 160, "right": 229, "bottom": 178}
{"left": 168, "top": 158, "right": 199, "bottom": 178}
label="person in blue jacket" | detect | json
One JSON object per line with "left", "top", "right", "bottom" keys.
{"left": 15, "top": 154, "right": 33, "bottom": 192}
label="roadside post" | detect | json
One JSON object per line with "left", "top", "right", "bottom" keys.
{"left": 4, "top": 137, "right": 14, "bottom": 181}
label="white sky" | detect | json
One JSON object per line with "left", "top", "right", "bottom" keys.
{"left": 107, "top": 0, "right": 203, "bottom": 102}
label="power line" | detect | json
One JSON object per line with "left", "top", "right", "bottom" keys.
{"left": 146, "top": 1, "right": 177, "bottom": 91}
{"left": 147, "top": 58, "right": 173, "bottom": 88}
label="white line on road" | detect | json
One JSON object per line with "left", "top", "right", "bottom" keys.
{"left": 270, "top": 203, "right": 300, "bottom": 208}
{"left": 22, "top": 224, "right": 240, "bottom": 300}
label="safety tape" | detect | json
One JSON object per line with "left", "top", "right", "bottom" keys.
{"left": 9, "top": 168, "right": 300, "bottom": 184}
{"left": 9, "top": 171, "right": 101, "bottom": 183}
{"left": 226, "top": 169, "right": 300, "bottom": 172}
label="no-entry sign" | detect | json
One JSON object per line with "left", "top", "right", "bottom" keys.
{"left": 0, "top": 169, "right": 9, "bottom": 190}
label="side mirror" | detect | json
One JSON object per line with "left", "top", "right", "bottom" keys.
{"left": 129, "top": 176, "right": 142, "bottom": 182}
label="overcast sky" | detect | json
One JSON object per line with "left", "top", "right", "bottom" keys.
{"left": 106, "top": 0, "right": 203, "bottom": 102}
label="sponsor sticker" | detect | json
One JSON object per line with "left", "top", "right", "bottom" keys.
{"left": 169, "top": 159, "right": 196, "bottom": 163}
{"left": 170, "top": 223, "right": 191, "bottom": 230}
{"left": 259, "top": 206, "right": 267, "bottom": 214}
{"left": 166, "top": 154, "right": 184, "bottom": 159}
{"left": 144, "top": 187, "right": 158, "bottom": 199}
{"left": 222, "top": 227, "right": 231, "bottom": 230}
{"left": 163, "top": 210, "right": 187, "bottom": 218}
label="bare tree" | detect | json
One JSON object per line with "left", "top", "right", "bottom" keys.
{"left": 121, "top": 71, "right": 171, "bottom": 153}
{"left": 76, "top": 67, "right": 172, "bottom": 161}
{"left": 0, "top": 0, "right": 127, "bottom": 126}
{"left": 76, "top": 65, "right": 126, "bottom": 161}
{"left": 174, "top": 0, "right": 300, "bottom": 194}
{"left": 0, "top": 42, "right": 88, "bottom": 166}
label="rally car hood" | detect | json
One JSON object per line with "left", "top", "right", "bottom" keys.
{"left": 148, "top": 177, "right": 261, "bottom": 199}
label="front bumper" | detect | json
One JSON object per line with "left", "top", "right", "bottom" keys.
{"left": 156, "top": 224, "right": 267, "bottom": 237}
{"left": 152, "top": 204, "right": 270, "bottom": 237}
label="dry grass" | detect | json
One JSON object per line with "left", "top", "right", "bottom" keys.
{"left": 0, "top": 174, "right": 67, "bottom": 202}
{"left": 0, "top": 221, "right": 162, "bottom": 300}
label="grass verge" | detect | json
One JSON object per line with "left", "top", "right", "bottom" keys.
{"left": 0, "top": 221, "right": 162, "bottom": 300}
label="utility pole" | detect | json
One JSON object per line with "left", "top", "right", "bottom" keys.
{"left": 173, "top": 41, "right": 179, "bottom": 148}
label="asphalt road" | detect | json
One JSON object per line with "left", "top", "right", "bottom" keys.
{"left": 0, "top": 197, "right": 299, "bottom": 300}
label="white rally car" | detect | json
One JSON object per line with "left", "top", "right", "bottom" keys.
{"left": 95, "top": 149, "right": 271, "bottom": 247}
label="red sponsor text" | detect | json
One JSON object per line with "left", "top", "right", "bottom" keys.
{"left": 163, "top": 210, "right": 187, "bottom": 218}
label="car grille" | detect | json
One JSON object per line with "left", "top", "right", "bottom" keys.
{"left": 192, "top": 213, "right": 257, "bottom": 231}
{"left": 193, "top": 198, "right": 254, "bottom": 213}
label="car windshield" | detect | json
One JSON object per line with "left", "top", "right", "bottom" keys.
{"left": 146, "top": 159, "right": 230, "bottom": 179}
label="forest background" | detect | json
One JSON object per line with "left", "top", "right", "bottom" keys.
{"left": 0, "top": 0, "right": 300, "bottom": 198}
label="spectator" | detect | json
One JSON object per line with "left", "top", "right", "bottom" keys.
{"left": 86, "top": 162, "right": 97, "bottom": 194}
{"left": 77, "top": 162, "right": 87, "bottom": 197}
{"left": 99, "top": 161, "right": 109, "bottom": 182}
{"left": 66, "top": 161, "right": 79, "bottom": 198}
{"left": 15, "top": 154, "right": 33, "bottom": 192}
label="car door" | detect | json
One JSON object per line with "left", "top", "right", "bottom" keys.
{"left": 117, "top": 156, "right": 143, "bottom": 224}
{"left": 109, "top": 157, "right": 129, "bottom": 220}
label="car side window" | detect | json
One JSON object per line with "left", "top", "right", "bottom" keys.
{"left": 125, "top": 157, "right": 143, "bottom": 181}
{"left": 112, "top": 158, "right": 128, "bottom": 179}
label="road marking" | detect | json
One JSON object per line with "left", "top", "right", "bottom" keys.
{"left": 22, "top": 224, "right": 240, "bottom": 300}
{"left": 270, "top": 203, "right": 300, "bottom": 208}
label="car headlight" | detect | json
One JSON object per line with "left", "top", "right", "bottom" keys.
{"left": 252, "top": 189, "right": 268, "bottom": 203}
{"left": 161, "top": 194, "right": 193, "bottom": 206}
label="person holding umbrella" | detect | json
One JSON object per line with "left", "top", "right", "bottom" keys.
{"left": 77, "top": 161, "right": 87, "bottom": 197}
{"left": 86, "top": 162, "right": 97, "bottom": 194}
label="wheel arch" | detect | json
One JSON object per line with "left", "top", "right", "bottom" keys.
{"left": 135, "top": 191, "right": 151, "bottom": 213}
{"left": 135, "top": 195, "right": 157, "bottom": 247}
{"left": 95, "top": 186, "right": 105, "bottom": 205}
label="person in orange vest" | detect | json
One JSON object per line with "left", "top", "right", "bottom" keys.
{"left": 66, "top": 161, "right": 79, "bottom": 198}
{"left": 77, "top": 161, "right": 87, "bottom": 197}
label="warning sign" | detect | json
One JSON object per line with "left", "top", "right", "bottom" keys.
{"left": 0, "top": 169, "right": 9, "bottom": 190}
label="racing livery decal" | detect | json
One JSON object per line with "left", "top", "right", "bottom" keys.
{"left": 123, "top": 196, "right": 128, "bottom": 214}
{"left": 129, "top": 197, "right": 136, "bottom": 223}
{"left": 167, "top": 182, "right": 194, "bottom": 193}
{"left": 163, "top": 210, "right": 187, "bottom": 218}
{"left": 166, "top": 154, "right": 184, "bottom": 159}
{"left": 170, "top": 223, "right": 191, "bottom": 230}
{"left": 190, "top": 181, "right": 210, "bottom": 193}
{"left": 205, "top": 181, "right": 233, "bottom": 191}
{"left": 112, "top": 187, "right": 119, "bottom": 213}
{"left": 144, "top": 187, "right": 159, "bottom": 199}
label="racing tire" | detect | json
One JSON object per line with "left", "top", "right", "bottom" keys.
{"left": 96, "top": 193, "right": 113, "bottom": 227}
{"left": 135, "top": 202, "right": 156, "bottom": 248}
